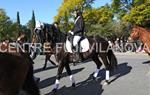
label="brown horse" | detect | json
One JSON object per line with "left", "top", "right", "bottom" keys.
{"left": 128, "top": 26, "right": 150, "bottom": 55}
{"left": 128, "top": 26, "right": 150, "bottom": 74}
{"left": 0, "top": 40, "right": 40, "bottom": 95}
{"left": 34, "top": 25, "right": 118, "bottom": 94}
{"left": 31, "top": 24, "right": 57, "bottom": 69}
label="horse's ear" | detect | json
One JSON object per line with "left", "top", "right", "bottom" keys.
{"left": 132, "top": 24, "right": 137, "bottom": 28}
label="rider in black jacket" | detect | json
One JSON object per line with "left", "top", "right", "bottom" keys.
{"left": 69, "top": 9, "right": 85, "bottom": 62}
{"left": 70, "top": 10, "right": 85, "bottom": 36}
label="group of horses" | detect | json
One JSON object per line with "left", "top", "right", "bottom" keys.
{"left": 0, "top": 24, "right": 149, "bottom": 95}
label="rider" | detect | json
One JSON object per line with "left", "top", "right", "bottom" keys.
{"left": 53, "top": 22, "right": 61, "bottom": 43}
{"left": 69, "top": 8, "right": 85, "bottom": 61}
{"left": 35, "top": 21, "right": 45, "bottom": 44}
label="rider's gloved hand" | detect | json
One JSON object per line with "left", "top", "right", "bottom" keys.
{"left": 69, "top": 30, "right": 74, "bottom": 35}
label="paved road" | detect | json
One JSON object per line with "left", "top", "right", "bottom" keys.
{"left": 33, "top": 53, "right": 150, "bottom": 95}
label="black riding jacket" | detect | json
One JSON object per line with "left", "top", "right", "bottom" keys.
{"left": 71, "top": 16, "right": 85, "bottom": 36}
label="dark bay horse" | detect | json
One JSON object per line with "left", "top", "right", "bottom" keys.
{"left": 128, "top": 26, "right": 150, "bottom": 55}
{"left": 31, "top": 24, "right": 57, "bottom": 69}
{"left": 52, "top": 35, "right": 118, "bottom": 92}
{"left": 34, "top": 25, "right": 118, "bottom": 93}
{"left": 0, "top": 40, "right": 40, "bottom": 95}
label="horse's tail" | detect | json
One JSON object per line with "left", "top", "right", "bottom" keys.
{"left": 107, "top": 49, "right": 118, "bottom": 71}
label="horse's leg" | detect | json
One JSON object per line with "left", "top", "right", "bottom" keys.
{"left": 100, "top": 53, "right": 110, "bottom": 85}
{"left": 43, "top": 54, "right": 57, "bottom": 69}
{"left": 52, "top": 61, "right": 65, "bottom": 92}
{"left": 107, "top": 50, "right": 118, "bottom": 72}
{"left": 64, "top": 61, "right": 76, "bottom": 87}
{"left": 43, "top": 54, "right": 48, "bottom": 69}
{"left": 92, "top": 55, "right": 102, "bottom": 80}
{"left": 48, "top": 55, "right": 57, "bottom": 66}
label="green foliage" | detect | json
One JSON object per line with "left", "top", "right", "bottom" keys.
{"left": 27, "top": 10, "right": 36, "bottom": 31}
{"left": 54, "top": 0, "right": 94, "bottom": 22}
{"left": 86, "top": 20, "right": 129, "bottom": 40}
{"left": 0, "top": 9, "right": 12, "bottom": 40}
{"left": 1, "top": 0, "right": 149, "bottom": 41}
{"left": 123, "top": 3, "right": 150, "bottom": 26}
{"left": 0, "top": 9, "right": 30, "bottom": 41}
{"left": 83, "top": 5, "right": 113, "bottom": 24}
{"left": 54, "top": 0, "right": 132, "bottom": 39}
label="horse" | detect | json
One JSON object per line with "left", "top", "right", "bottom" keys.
{"left": 0, "top": 40, "right": 40, "bottom": 95}
{"left": 31, "top": 23, "right": 58, "bottom": 69}
{"left": 128, "top": 26, "right": 150, "bottom": 55}
{"left": 34, "top": 25, "right": 118, "bottom": 93}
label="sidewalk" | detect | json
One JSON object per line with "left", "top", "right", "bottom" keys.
{"left": 114, "top": 52, "right": 147, "bottom": 55}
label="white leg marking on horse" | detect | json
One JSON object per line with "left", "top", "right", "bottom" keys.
{"left": 93, "top": 69, "right": 100, "bottom": 78}
{"left": 69, "top": 75, "right": 75, "bottom": 84}
{"left": 54, "top": 79, "right": 60, "bottom": 89}
{"left": 106, "top": 70, "right": 110, "bottom": 80}
{"left": 103, "top": 81, "right": 109, "bottom": 86}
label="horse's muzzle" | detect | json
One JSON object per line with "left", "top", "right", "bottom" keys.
{"left": 128, "top": 37, "right": 133, "bottom": 42}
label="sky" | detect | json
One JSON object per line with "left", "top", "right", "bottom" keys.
{"left": 0, "top": 0, "right": 111, "bottom": 25}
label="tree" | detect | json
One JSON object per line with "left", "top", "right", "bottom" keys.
{"left": 122, "top": 3, "right": 150, "bottom": 26}
{"left": 27, "top": 10, "right": 36, "bottom": 32}
{"left": 111, "top": 0, "right": 150, "bottom": 20}
{"left": 15, "top": 11, "right": 22, "bottom": 35}
{"left": 54, "top": 0, "right": 95, "bottom": 23}
{"left": 17, "top": 11, "right": 20, "bottom": 25}
{"left": 21, "top": 25, "right": 31, "bottom": 41}
{"left": 26, "top": 10, "right": 36, "bottom": 40}
{"left": 83, "top": 5, "right": 113, "bottom": 25}
{"left": 0, "top": 9, "right": 12, "bottom": 40}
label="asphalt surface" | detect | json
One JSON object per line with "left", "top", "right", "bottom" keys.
{"left": 33, "top": 52, "right": 150, "bottom": 95}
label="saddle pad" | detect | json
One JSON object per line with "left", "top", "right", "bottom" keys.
{"left": 66, "top": 36, "right": 90, "bottom": 53}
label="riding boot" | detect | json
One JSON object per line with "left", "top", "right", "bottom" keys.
{"left": 75, "top": 43, "right": 82, "bottom": 63}
{"left": 75, "top": 52, "right": 81, "bottom": 63}
{"left": 70, "top": 35, "right": 75, "bottom": 52}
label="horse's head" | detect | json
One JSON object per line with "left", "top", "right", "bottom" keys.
{"left": 32, "top": 28, "right": 43, "bottom": 43}
{"left": 17, "top": 32, "right": 27, "bottom": 44}
{"left": 128, "top": 26, "right": 141, "bottom": 42}
{"left": 32, "top": 21, "right": 45, "bottom": 43}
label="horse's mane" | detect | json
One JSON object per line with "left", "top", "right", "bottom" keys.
{"left": 134, "top": 26, "right": 150, "bottom": 33}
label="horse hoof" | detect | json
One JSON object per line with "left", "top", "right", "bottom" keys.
{"left": 92, "top": 76, "right": 97, "bottom": 81}
{"left": 73, "top": 63, "right": 76, "bottom": 66}
{"left": 103, "top": 80, "right": 109, "bottom": 86}
{"left": 72, "top": 83, "right": 76, "bottom": 88}
{"left": 52, "top": 88, "right": 57, "bottom": 93}
{"left": 92, "top": 76, "right": 96, "bottom": 80}
{"left": 34, "top": 77, "right": 40, "bottom": 83}
{"left": 36, "top": 78, "right": 40, "bottom": 83}
{"left": 43, "top": 67, "right": 46, "bottom": 70}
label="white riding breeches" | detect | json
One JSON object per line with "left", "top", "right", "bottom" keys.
{"left": 73, "top": 36, "right": 81, "bottom": 46}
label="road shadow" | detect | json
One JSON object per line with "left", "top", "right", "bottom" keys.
{"left": 34, "top": 59, "right": 91, "bottom": 74}
{"left": 47, "top": 74, "right": 103, "bottom": 95}
{"left": 38, "top": 67, "right": 84, "bottom": 89}
{"left": 46, "top": 62, "right": 132, "bottom": 95}
{"left": 34, "top": 65, "right": 58, "bottom": 74}
{"left": 109, "top": 62, "right": 132, "bottom": 83}
{"left": 142, "top": 60, "right": 150, "bottom": 65}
